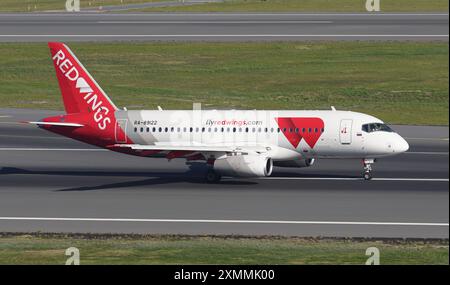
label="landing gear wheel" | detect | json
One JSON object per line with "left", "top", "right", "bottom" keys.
{"left": 363, "top": 171, "right": 372, "bottom": 181}
{"left": 362, "top": 158, "right": 375, "bottom": 181}
{"left": 205, "top": 169, "right": 221, "bottom": 183}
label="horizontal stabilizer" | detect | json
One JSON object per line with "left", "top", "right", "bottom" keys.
{"left": 26, "top": 121, "right": 84, "bottom": 127}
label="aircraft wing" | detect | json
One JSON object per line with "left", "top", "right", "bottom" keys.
{"left": 112, "top": 143, "right": 270, "bottom": 154}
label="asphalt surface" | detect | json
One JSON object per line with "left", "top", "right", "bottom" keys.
{"left": 0, "top": 108, "right": 448, "bottom": 238}
{"left": 0, "top": 12, "right": 448, "bottom": 42}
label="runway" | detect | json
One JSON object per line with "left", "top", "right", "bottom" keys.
{"left": 0, "top": 12, "right": 448, "bottom": 42}
{"left": 0, "top": 108, "right": 448, "bottom": 238}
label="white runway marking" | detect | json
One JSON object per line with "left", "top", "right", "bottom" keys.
{"left": 0, "top": 115, "right": 11, "bottom": 118}
{"left": 260, "top": 177, "right": 449, "bottom": 182}
{"left": 406, "top": 137, "right": 449, "bottom": 141}
{"left": 405, "top": 151, "right": 449, "bottom": 155}
{"left": 1, "top": 34, "right": 448, "bottom": 38}
{"left": 0, "top": 21, "right": 333, "bottom": 24}
{"left": 97, "top": 21, "right": 334, "bottom": 24}
{"left": 0, "top": 134, "right": 67, "bottom": 140}
{"left": 0, "top": 217, "right": 447, "bottom": 227}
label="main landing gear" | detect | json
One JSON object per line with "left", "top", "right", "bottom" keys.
{"left": 205, "top": 168, "right": 222, "bottom": 183}
{"left": 362, "top": 158, "right": 375, "bottom": 180}
{"left": 204, "top": 157, "right": 221, "bottom": 183}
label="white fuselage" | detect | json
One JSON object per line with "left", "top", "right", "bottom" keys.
{"left": 115, "top": 109, "right": 409, "bottom": 161}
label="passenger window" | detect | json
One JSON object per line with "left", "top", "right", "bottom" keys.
{"left": 134, "top": 127, "right": 137, "bottom": 132}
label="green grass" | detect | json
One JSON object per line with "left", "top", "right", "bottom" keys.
{"left": 0, "top": 235, "right": 447, "bottom": 265}
{"left": 1, "top": 0, "right": 448, "bottom": 12}
{"left": 0, "top": 0, "right": 171, "bottom": 12}
{"left": 139, "top": 0, "right": 449, "bottom": 12}
{"left": 0, "top": 42, "right": 448, "bottom": 125}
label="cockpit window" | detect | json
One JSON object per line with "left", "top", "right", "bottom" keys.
{"left": 362, "top": 123, "right": 394, "bottom": 133}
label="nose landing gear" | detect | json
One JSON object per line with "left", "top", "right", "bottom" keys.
{"left": 362, "top": 158, "right": 375, "bottom": 180}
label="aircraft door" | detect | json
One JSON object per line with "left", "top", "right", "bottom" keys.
{"left": 115, "top": 119, "right": 128, "bottom": 143}
{"left": 339, "top": 119, "right": 353, "bottom": 145}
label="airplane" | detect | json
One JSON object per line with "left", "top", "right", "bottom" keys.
{"left": 26, "top": 42, "right": 410, "bottom": 183}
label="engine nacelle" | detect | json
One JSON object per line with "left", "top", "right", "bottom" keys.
{"left": 214, "top": 155, "right": 273, "bottom": 177}
{"left": 273, "top": 158, "right": 315, "bottom": 168}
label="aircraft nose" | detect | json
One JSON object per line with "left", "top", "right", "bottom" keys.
{"left": 396, "top": 136, "right": 409, "bottom": 153}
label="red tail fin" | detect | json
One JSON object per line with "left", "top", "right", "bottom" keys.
{"left": 48, "top": 42, "right": 118, "bottom": 116}
{"left": 41, "top": 43, "right": 129, "bottom": 147}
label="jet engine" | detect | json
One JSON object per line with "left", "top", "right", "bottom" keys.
{"left": 214, "top": 154, "right": 273, "bottom": 177}
{"left": 273, "top": 158, "right": 315, "bottom": 168}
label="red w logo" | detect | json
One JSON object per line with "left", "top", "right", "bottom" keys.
{"left": 275, "top": 117, "right": 324, "bottom": 149}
